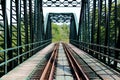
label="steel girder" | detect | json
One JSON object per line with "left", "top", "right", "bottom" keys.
{"left": 45, "top": 13, "right": 78, "bottom": 44}
{"left": 0, "top": 0, "right": 10, "bottom": 74}
{"left": 69, "top": 13, "right": 78, "bottom": 43}
{"left": 0, "top": 0, "right": 119, "bottom": 77}
{"left": 42, "top": 0, "right": 81, "bottom": 7}
{"left": 0, "top": 0, "right": 50, "bottom": 76}
{"left": 45, "top": 14, "right": 52, "bottom": 40}
{"left": 72, "top": 0, "right": 120, "bottom": 72}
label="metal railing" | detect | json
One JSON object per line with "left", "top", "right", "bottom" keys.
{"left": 70, "top": 39, "right": 120, "bottom": 72}
{"left": 0, "top": 39, "right": 51, "bottom": 76}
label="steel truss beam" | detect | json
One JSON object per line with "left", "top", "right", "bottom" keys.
{"left": 0, "top": 0, "right": 50, "bottom": 76}
{"left": 71, "top": 0, "right": 120, "bottom": 72}
{"left": 45, "top": 13, "right": 77, "bottom": 44}
{"left": 43, "top": 0, "right": 81, "bottom": 7}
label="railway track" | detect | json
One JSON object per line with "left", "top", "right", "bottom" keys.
{"left": 30, "top": 42, "right": 102, "bottom": 80}
{"left": 62, "top": 43, "right": 89, "bottom": 80}
{"left": 40, "top": 43, "right": 59, "bottom": 80}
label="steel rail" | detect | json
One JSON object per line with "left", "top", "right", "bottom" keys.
{"left": 39, "top": 43, "right": 59, "bottom": 80}
{"left": 62, "top": 43, "right": 89, "bottom": 80}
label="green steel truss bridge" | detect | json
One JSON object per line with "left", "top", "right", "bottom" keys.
{"left": 0, "top": 0, "right": 120, "bottom": 78}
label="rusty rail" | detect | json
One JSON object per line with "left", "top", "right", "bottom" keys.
{"left": 40, "top": 43, "right": 59, "bottom": 80}
{"left": 39, "top": 42, "right": 89, "bottom": 80}
{"left": 62, "top": 43, "right": 89, "bottom": 80}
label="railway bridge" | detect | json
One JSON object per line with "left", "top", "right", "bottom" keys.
{"left": 0, "top": 0, "right": 120, "bottom": 80}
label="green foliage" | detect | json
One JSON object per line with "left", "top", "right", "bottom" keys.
{"left": 117, "top": 3, "right": 120, "bottom": 43}
{"left": 90, "top": 2, "right": 120, "bottom": 47}
{"left": 52, "top": 23, "right": 69, "bottom": 42}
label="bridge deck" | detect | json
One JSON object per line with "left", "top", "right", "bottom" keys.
{"left": 69, "top": 44, "right": 120, "bottom": 80}
{"left": 0, "top": 43, "right": 54, "bottom": 80}
{"left": 0, "top": 43, "right": 120, "bottom": 80}
{"left": 55, "top": 43, "right": 74, "bottom": 80}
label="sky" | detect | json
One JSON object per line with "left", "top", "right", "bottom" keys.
{"left": 43, "top": 7, "right": 80, "bottom": 33}
{"left": 43, "top": 7, "right": 80, "bottom": 23}
{"left": 5, "top": 1, "right": 81, "bottom": 24}
{"left": 4, "top": 0, "right": 120, "bottom": 24}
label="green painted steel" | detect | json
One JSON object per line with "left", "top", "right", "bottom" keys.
{"left": 0, "top": 0, "right": 51, "bottom": 76}
{"left": 71, "top": 0, "right": 120, "bottom": 72}
{"left": 42, "top": 0, "right": 81, "bottom": 7}
{"left": 0, "top": 0, "right": 120, "bottom": 77}
{"left": 45, "top": 13, "right": 78, "bottom": 43}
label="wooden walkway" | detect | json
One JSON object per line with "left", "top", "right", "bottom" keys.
{"left": 69, "top": 44, "right": 120, "bottom": 80}
{"left": 1, "top": 43, "right": 54, "bottom": 80}
{"left": 0, "top": 43, "right": 120, "bottom": 80}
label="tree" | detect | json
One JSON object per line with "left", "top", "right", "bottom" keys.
{"left": 52, "top": 23, "right": 69, "bottom": 42}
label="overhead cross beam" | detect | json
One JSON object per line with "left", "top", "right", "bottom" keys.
{"left": 45, "top": 13, "right": 78, "bottom": 43}
{"left": 43, "top": 0, "right": 81, "bottom": 7}
{"left": 50, "top": 13, "right": 72, "bottom": 23}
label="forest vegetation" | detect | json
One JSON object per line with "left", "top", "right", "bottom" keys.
{"left": 52, "top": 23, "right": 69, "bottom": 43}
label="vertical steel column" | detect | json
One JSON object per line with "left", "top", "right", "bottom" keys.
{"left": 87, "top": 0, "right": 92, "bottom": 54}
{"left": 33, "top": 0, "right": 38, "bottom": 53}
{"left": 37, "top": 0, "right": 40, "bottom": 42}
{"left": 46, "top": 16, "right": 52, "bottom": 40}
{"left": 87, "top": 0, "right": 91, "bottom": 53}
{"left": 71, "top": 17, "right": 74, "bottom": 40}
{"left": 10, "top": 0, "right": 20, "bottom": 67}
{"left": 1, "top": 0, "right": 8, "bottom": 74}
{"left": 69, "top": 17, "right": 72, "bottom": 43}
{"left": 85, "top": 0, "right": 90, "bottom": 51}
{"left": 29, "top": 0, "right": 34, "bottom": 55}
{"left": 107, "top": 0, "right": 111, "bottom": 65}
{"left": 84, "top": 1, "right": 89, "bottom": 51}
{"left": 78, "top": 0, "right": 84, "bottom": 43}
{"left": 72, "top": 14, "right": 77, "bottom": 40}
{"left": 23, "top": 0, "right": 29, "bottom": 58}
{"left": 70, "top": 14, "right": 77, "bottom": 45}
{"left": 86, "top": 0, "right": 90, "bottom": 43}
{"left": 6, "top": 1, "right": 13, "bottom": 72}
{"left": 104, "top": 0, "right": 110, "bottom": 64}
{"left": 78, "top": 0, "right": 86, "bottom": 49}
{"left": 81, "top": 0, "right": 86, "bottom": 49}
{"left": 15, "top": 0, "right": 22, "bottom": 63}
{"left": 96, "top": 0, "right": 102, "bottom": 59}
{"left": 0, "top": 2, "right": 5, "bottom": 75}
{"left": 115, "top": 18, "right": 120, "bottom": 68}
{"left": 10, "top": 0, "right": 15, "bottom": 68}
{"left": 91, "top": 0, "right": 96, "bottom": 56}
{"left": 82, "top": 3, "right": 85, "bottom": 50}
{"left": 34, "top": 0, "right": 37, "bottom": 42}
{"left": 39, "top": 0, "right": 44, "bottom": 47}
{"left": 49, "top": 19, "right": 52, "bottom": 40}
{"left": 36, "top": 0, "right": 42, "bottom": 49}
{"left": 103, "top": 0, "right": 107, "bottom": 62}
{"left": 114, "top": 0, "right": 118, "bottom": 68}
